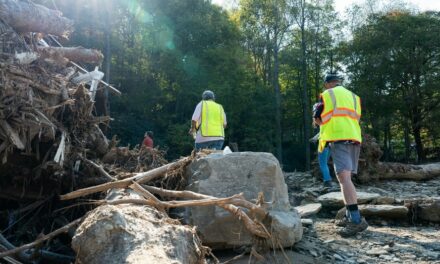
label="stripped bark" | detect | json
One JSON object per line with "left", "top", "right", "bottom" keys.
{"left": 143, "top": 185, "right": 268, "bottom": 219}
{"left": 59, "top": 157, "right": 191, "bottom": 200}
{"left": 0, "top": 0, "right": 73, "bottom": 38}
{"left": 141, "top": 185, "right": 270, "bottom": 238}
{"left": 38, "top": 47, "right": 104, "bottom": 65}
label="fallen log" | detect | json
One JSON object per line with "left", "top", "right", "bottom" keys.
{"left": 358, "top": 162, "right": 440, "bottom": 182}
{"left": 59, "top": 156, "right": 191, "bottom": 200}
{"left": 0, "top": 0, "right": 74, "bottom": 38}
{"left": 38, "top": 47, "right": 104, "bottom": 65}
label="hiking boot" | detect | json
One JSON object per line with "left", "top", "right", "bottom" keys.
{"left": 337, "top": 218, "right": 368, "bottom": 237}
{"left": 335, "top": 216, "right": 349, "bottom": 227}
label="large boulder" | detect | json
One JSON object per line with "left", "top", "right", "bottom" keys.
{"left": 72, "top": 190, "right": 203, "bottom": 264}
{"left": 185, "top": 152, "right": 302, "bottom": 249}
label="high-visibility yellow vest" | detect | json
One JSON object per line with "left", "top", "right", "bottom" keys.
{"left": 319, "top": 86, "right": 362, "bottom": 152}
{"left": 200, "top": 100, "right": 225, "bottom": 137}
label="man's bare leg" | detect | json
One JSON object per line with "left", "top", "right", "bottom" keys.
{"left": 336, "top": 170, "right": 357, "bottom": 205}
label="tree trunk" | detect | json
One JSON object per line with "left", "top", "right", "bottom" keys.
{"left": 382, "top": 121, "right": 390, "bottom": 161}
{"left": 300, "top": 0, "right": 311, "bottom": 171}
{"left": 104, "top": 28, "right": 111, "bottom": 116}
{"left": 0, "top": 0, "right": 73, "bottom": 38}
{"left": 411, "top": 103, "right": 425, "bottom": 162}
{"left": 413, "top": 124, "right": 425, "bottom": 163}
{"left": 37, "top": 47, "right": 104, "bottom": 65}
{"left": 404, "top": 120, "right": 411, "bottom": 163}
{"left": 273, "top": 42, "right": 282, "bottom": 162}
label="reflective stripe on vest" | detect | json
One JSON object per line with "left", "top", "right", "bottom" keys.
{"left": 321, "top": 89, "right": 361, "bottom": 124}
{"left": 200, "top": 100, "right": 224, "bottom": 137}
{"left": 318, "top": 86, "right": 362, "bottom": 152}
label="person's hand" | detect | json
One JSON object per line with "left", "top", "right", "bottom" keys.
{"left": 188, "top": 127, "right": 195, "bottom": 135}
{"left": 313, "top": 118, "right": 322, "bottom": 126}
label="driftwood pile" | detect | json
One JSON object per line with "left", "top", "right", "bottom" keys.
{"left": 0, "top": 1, "right": 278, "bottom": 263}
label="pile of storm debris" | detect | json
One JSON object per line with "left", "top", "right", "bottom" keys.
{"left": 0, "top": 1, "right": 303, "bottom": 264}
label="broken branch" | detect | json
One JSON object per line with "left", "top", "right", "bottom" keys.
{"left": 83, "top": 158, "right": 115, "bottom": 181}
{"left": 0, "top": 218, "right": 82, "bottom": 259}
{"left": 59, "top": 157, "right": 191, "bottom": 200}
{"left": 142, "top": 185, "right": 270, "bottom": 238}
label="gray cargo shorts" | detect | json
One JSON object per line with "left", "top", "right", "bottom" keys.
{"left": 330, "top": 142, "right": 360, "bottom": 174}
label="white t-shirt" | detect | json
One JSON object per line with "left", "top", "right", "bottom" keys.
{"left": 191, "top": 101, "right": 227, "bottom": 143}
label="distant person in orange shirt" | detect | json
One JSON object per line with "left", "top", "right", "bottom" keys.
{"left": 142, "top": 131, "right": 154, "bottom": 148}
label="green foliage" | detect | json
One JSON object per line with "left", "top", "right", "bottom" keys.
{"left": 32, "top": 0, "right": 440, "bottom": 170}
{"left": 344, "top": 12, "right": 440, "bottom": 162}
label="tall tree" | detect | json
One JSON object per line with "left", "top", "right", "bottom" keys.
{"left": 238, "top": 0, "right": 291, "bottom": 162}
{"left": 345, "top": 12, "right": 440, "bottom": 162}
{"left": 289, "top": 0, "right": 312, "bottom": 169}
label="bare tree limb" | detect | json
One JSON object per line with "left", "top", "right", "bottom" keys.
{"left": 143, "top": 185, "right": 268, "bottom": 220}
{"left": 130, "top": 182, "right": 245, "bottom": 209}
{"left": 0, "top": 218, "right": 82, "bottom": 259}
{"left": 83, "top": 158, "right": 115, "bottom": 181}
{"left": 59, "top": 157, "right": 191, "bottom": 200}
{"left": 142, "top": 185, "right": 270, "bottom": 238}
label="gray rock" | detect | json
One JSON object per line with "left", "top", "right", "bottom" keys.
{"left": 366, "top": 248, "right": 389, "bottom": 256}
{"left": 318, "top": 191, "right": 381, "bottom": 207}
{"left": 335, "top": 204, "right": 409, "bottom": 220}
{"left": 72, "top": 204, "right": 201, "bottom": 264}
{"left": 359, "top": 204, "right": 409, "bottom": 219}
{"left": 295, "top": 203, "right": 322, "bottom": 217}
{"left": 185, "top": 152, "right": 302, "bottom": 249}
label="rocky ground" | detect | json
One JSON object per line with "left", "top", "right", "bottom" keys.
{"left": 214, "top": 173, "right": 440, "bottom": 264}
{"left": 285, "top": 172, "right": 440, "bottom": 264}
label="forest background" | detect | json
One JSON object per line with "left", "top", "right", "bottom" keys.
{"left": 34, "top": 0, "right": 440, "bottom": 171}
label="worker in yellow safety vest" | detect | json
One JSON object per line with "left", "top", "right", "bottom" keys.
{"left": 189, "top": 90, "right": 227, "bottom": 151}
{"left": 313, "top": 73, "right": 368, "bottom": 237}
